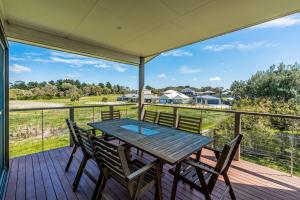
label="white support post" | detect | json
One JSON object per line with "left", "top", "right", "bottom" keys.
{"left": 138, "top": 57, "right": 145, "bottom": 120}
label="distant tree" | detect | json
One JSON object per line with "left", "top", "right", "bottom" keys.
{"left": 106, "top": 82, "right": 112, "bottom": 90}
{"left": 98, "top": 83, "right": 104, "bottom": 88}
{"left": 231, "top": 63, "right": 300, "bottom": 101}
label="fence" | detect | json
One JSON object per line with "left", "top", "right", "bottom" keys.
{"left": 9, "top": 102, "right": 300, "bottom": 176}
{"left": 9, "top": 104, "right": 137, "bottom": 158}
{"left": 143, "top": 103, "right": 300, "bottom": 176}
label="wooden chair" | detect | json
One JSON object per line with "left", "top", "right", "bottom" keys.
{"left": 157, "top": 112, "right": 176, "bottom": 128}
{"left": 65, "top": 119, "right": 80, "bottom": 172}
{"left": 177, "top": 115, "right": 203, "bottom": 160}
{"left": 177, "top": 115, "right": 202, "bottom": 134}
{"left": 101, "top": 110, "right": 121, "bottom": 121}
{"left": 169, "top": 134, "right": 243, "bottom": 200}
{"left": 72, "top": 126, "right": 97, "bottom": 192}
{"left": 142, "top": 110, "right": 158, "bottom": 123}
{"left": 101, "top": 110, "right": 121, "bottom": 141}
{"left": 90, "top": 136, "right": 163, "bottom": 200}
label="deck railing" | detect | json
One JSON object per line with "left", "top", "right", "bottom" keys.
{"left": 9, "top": 103, "right": 137, "bottom": 158}
{"left": 9, "top": 103, "right": 300, "bottom": 176}
{"left": 143, "top": 103, "right": 300, "bottom": 176}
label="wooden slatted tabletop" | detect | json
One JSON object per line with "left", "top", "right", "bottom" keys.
{"left": 88, "top": 118, "right": 213, "bottom": 165}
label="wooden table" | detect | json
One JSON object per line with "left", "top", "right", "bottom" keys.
{"left": 88, "top": 118, "right": 213, "bottom": 199}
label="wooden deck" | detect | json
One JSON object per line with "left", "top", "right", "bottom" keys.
{"left": 4, "top": 147, "right": 300, "bottom": 200}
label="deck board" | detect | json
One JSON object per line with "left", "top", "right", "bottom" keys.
{"left": 4, "top": 147, "right": 300, "bottom": 200}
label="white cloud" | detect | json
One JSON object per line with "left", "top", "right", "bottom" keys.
{"left": 171, "top": 78, "right": 176, "bottom": 81}
{"left": 10, "top": 57, "right": 25, "bottom": 61}
{"left": 113, "top": 65, "right": 127, "bottom": 72}
{"left": 50, "top": 51, "right": 85, "bottom": 58}
{"left": 253, "top": 15, "right": 300, "bottom": 29}
{"left": 63, "top": 72, "right": 80, "bottom": 79}
{"left": 50, "top": 57, "right": 100, "bottom": 66}
{"left": 24, "top": 52, "right": 42, "bottom": 56}
{"left": 203, "top": 41, "right": 276, "bottom": 52}
{"left": 179, "top": 65, "right": 202, "bottom": 74}
{"left": 191, "top": 78, "right": 198, "bottom": 82}
{"left": 209, "top": 76, "right": 222, "bottom": 81}
{"left": 161, "top": 49, "right": 192, "bottom": 57}
{"left": 95, "top": 63, "right": 111, "bottom": 69}
{"left": 10, "top": 64, "right": 32, "bottom": 73}
{"left": 157, "top": 73, "right": 166, "bottom": 78}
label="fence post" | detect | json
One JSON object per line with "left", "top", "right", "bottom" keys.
{"left": 109, "top": 105, "right": 114, "bottom": 119}
{"left": 173, "top": 107, "right": 179, "bottom": 127}
{"left": 234, "top": 113, "right": 241, "bottom": 161}
{"left": 290, "top": 133, "right": 295, "bottom": 176}
{"left": 69, "top": 108, "right": 74, "bottom": 147}
{"left": 41, "top": 110, "right": 44, "bottom": 152}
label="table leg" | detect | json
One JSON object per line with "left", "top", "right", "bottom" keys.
{"left": 170, "top": 163, "right": 181, "bottom": 200}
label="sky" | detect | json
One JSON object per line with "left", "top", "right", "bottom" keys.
{"left": 9, "top": 13, "right": 300, "bottom": 90}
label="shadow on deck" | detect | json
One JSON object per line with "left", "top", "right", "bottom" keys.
{"left": 4, "top": 147, "right": 300, "bottom": 200}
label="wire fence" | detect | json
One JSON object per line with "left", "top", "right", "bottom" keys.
{"left": 9, "top": 103, "right": 300, "bottom": 176}
{"left": 145, "top": 104, "right": 300, "bottom": 176}
{"left": 9, "top": 104, "right": 137, "bottom": 158}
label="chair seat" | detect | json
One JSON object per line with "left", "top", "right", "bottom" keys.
{"left": 130, "top": 159, "right": 160, "bottom": 186}
{"left": 169, "top": 161, "right": 212, "bottom": 190}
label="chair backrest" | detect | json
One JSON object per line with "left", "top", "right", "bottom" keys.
{"left": 101, "top": 110, "right": 121, "bottom": 121}
{"left": 90, "top": 136, "right": 130, "bottom": 180}
{"left": 143, "top": 110, "right": 158, "bottom": 123}
{"left": 177, "top": 115, "right": 202, "bottom": 134}
{"left": 214, "top": 134, "right": 243, "bottom": 174}
{"left": 157, "top": 112, "right": 176, "bottom": 127}
{"left": 65, "top": 119, "right": 79, "bottom": 145}
{"left": 74, "top": 126, "right": 94, "bottom": 157}
{"left": 206, "top": 134, "right": 243, "bottom": 191}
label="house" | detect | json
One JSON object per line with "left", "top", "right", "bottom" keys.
{"left": 159, "top": 90, "right": 190, "bottom": 104}
{"left": 118, "top": 89, "right": 159, "bottom": 103}
{"left": 181, "top": 88, "right": 195, "bottom": 97}
{"left": 196, "top": 95, "right": 221, "bottom": 105}
{"left": 195, "top": 90, "right": 216, "bottom": 96}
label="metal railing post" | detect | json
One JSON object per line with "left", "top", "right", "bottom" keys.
{"left": 92, "top": 107, "right": 95, "bottom": 122}
{"left": 290, "top": 126, "right": 295, "bottom": 176}
{"left": 234, "top": 113, "right": 241, "bottom": 161}
{"left": 69, "top": 108, "right": 74, "bottom": 147}
{"left": 173, "top": 107, "right": 179, "bottom": 127}
{"left": 41, "top": 110, "right": 44, "bottom": 152}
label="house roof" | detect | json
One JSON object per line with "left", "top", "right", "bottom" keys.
{"left": 1, "top": 0, "right": 300, "bottom": 65}
{"left": 161, "top": 90, "right": 189, "bottom": 99}
{"left": 196, "top": 95, "right": 220, "bottom": 100}
{"left": 181, "top": 88, "right": 195, "bottom": 92}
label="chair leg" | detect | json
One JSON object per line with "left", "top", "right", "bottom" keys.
{"left": 196, "top": 168, "right": 212, "bottom": 200}
{"left": 65, "top": 145, "right": 77, "bottom": 171}
{"left": 170, "top": 163, "right": 181, "bottom": 200}
{"left": 224, "top": 174, "right": 236, "bottom": 200}
{"left": 195, "top": 149, "right": 202, "bottom": 161}
{"left": 92, "top": 173, "right": 107, "bottom": 200}
{"left": 72, "top": 157, "right": 88, "bottom": 191}
{"left": 155, "top": 162, "right": 163, "bottom": 200}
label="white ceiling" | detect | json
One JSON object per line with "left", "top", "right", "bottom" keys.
{"left": 1, "top": 0, "right": 300, "bottom": 65}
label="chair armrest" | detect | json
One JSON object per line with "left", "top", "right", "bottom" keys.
{"left": 203, "top": 146, "right": 221, "bottom": 158}
{"left": 203, "top": 146, "right": 221, "bottom": 153}
{"left": 78, "top": 127, "right": 96, "bottom": 135}
{"left": 184, "top": 159, "right": 219, "bottom": 175}
{"left": 126, "top": 160, "right": 160, "bottom": 181}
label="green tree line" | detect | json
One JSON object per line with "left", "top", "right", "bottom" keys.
{"left": 10, "top": 80, "right": 131, "bottom": 101}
